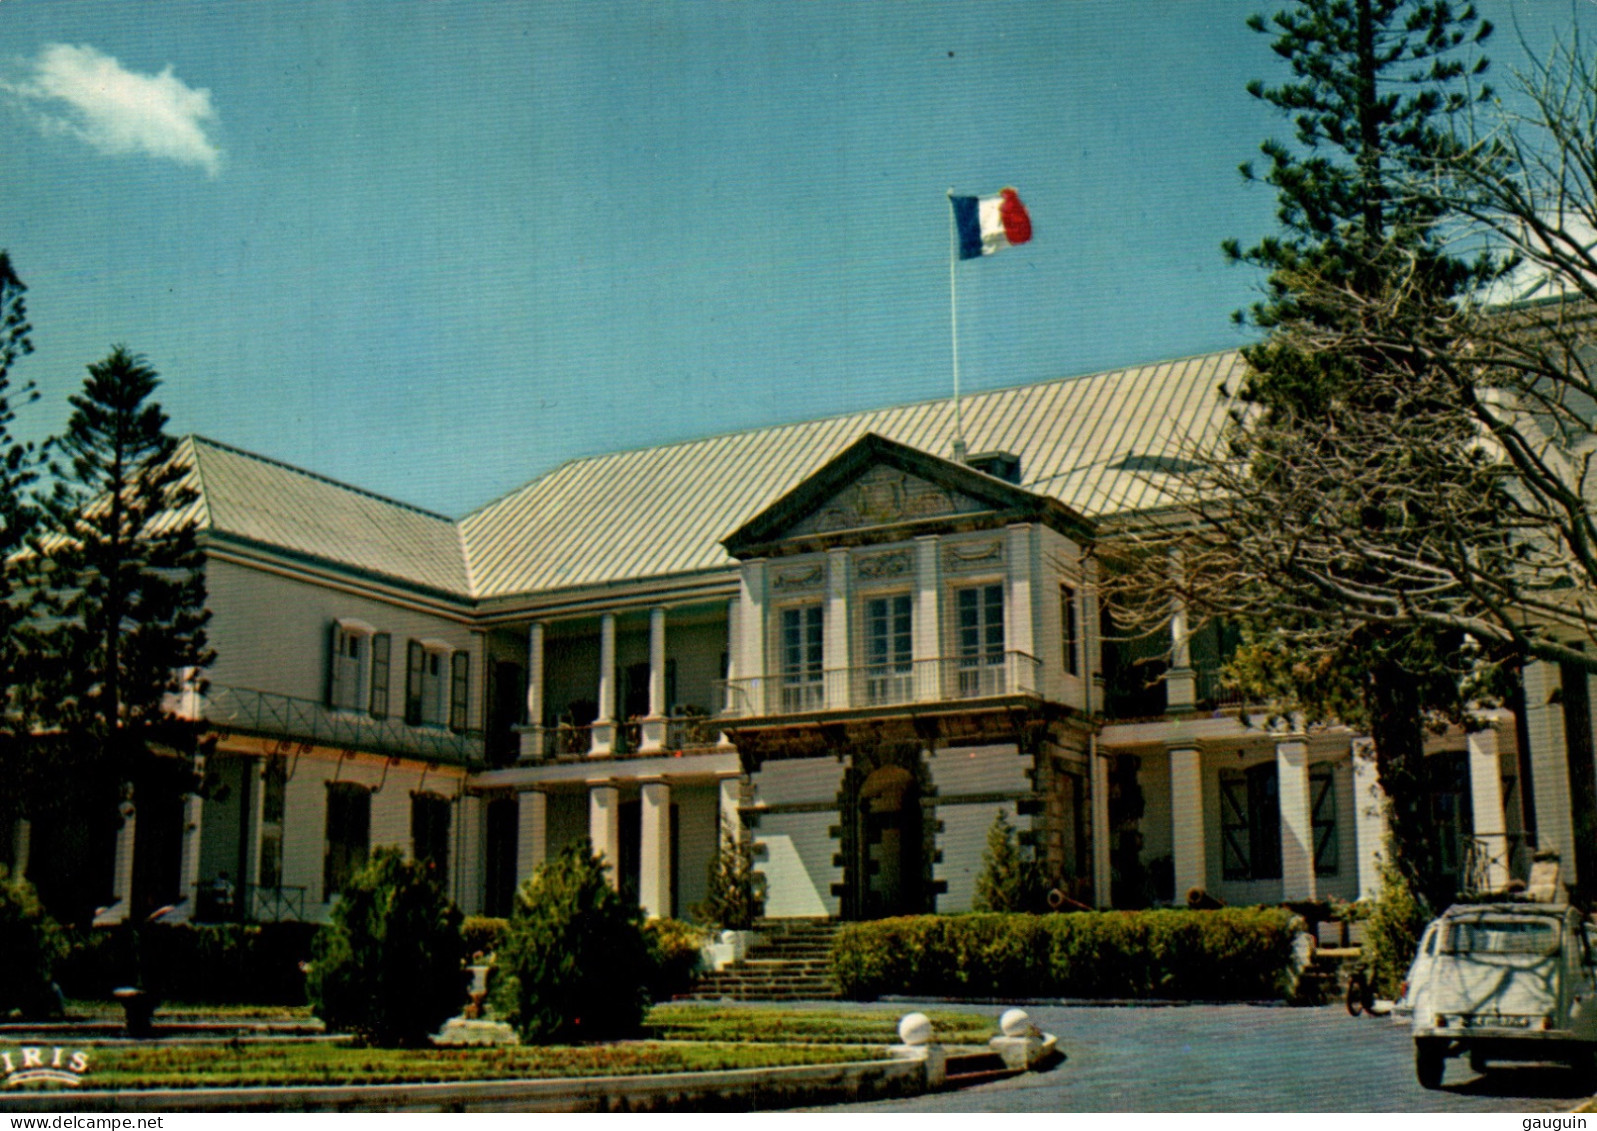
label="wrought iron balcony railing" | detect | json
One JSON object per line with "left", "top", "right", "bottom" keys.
{"left": 715, "top": 651, "right": 1041, "bottom": 718}
{"left": 199, "top": 683, "right": 485, "bottom": 765}
{"left": 529, "top": 713, "right": 725, "bottom": 760}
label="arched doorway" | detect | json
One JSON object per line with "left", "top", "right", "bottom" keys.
{"left": 851, "top": 763, "right": 925, "bottom": 919}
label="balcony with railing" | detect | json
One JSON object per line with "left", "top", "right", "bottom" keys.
{"left": 717, "top": 652, "right": 1041, "bottom": 718}
{"left": 1195, "top": 664, "right": 1246, "bottom": 711}
{"left": 200, "top": 683, "right": 485, "bottom": 765}
{"left": 527, "top": 712, "right": 725, "bottom": 761}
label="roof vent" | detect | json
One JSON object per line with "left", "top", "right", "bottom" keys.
{"left": 1108, "top": 454, "right": 1206, "bottom": 475}
{"left": 967, "top": 451, "right": 1022, "bottom": 484}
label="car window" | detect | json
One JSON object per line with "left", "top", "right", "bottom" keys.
{"left": 1441, "top": 918, "right": 1560, "bottom": 956}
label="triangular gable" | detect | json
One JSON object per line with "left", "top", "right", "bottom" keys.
{"left": 723, "top": 433, "right": 1090, "bottom": 556}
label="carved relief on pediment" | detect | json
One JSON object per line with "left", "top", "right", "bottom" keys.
{"left": 790, "top": 465, "right": 981, "bottom": 538}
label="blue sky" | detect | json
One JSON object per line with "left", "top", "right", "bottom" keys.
{"left": 1, "top": 1, "right": 1590, "bottom": 517}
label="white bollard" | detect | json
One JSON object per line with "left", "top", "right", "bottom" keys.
{"left": 999, "top": 1008, "right": 1032, "bottom": 1038}
{"left": 897, "top": 1012, "right": 933, "bottom": 1046}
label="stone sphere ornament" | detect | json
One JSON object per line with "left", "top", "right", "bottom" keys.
{"left": 897, "top": 1011, "right": 933, "bottom": 1046}
{"left": 999, "top": 1008, "right": 1032, "bottom": 1038}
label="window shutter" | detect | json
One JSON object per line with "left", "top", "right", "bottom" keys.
{"left": 1220, "top": 772, "right": 1251, "bottom": 880}
{"left": 405, "top": 640, "right": 424, "bottom": 725}
{"left": 1311, "top": 769, "right": 1338, "bottom": 875}
{"left": 325, "top": 622, "right": 345, "bottom": 708}
{"left": 369, "top": 633, "right": 391, "bottom": 719}
{"left": 450, "top": 651, "right": 470, "bottom": 732}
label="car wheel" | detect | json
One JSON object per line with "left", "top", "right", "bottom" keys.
{"left": 1416, "top": 1040, "right": 1447, "bottom": 1090}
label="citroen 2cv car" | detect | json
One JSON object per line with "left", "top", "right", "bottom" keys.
{"left": 1407, "top": 900, "right": 1597, "bottom": 1088}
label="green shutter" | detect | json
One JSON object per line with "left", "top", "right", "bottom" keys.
{"left": 1311, "top": 769, "right": 1338, "bottom": 876}
{"left": 325, "top": 622, "right": 343, "bottom": 707}
{"left": 369, "top": 633, "right": 391, "bottom": 719}
{"left": 1220, "top": 772, "right": 1251, "bottom": 880}
{"left": 450, "top": 651, "right": 470, "bottom": 732}
{"left": 405, "top": 640, "right": 424, "bottom": 725}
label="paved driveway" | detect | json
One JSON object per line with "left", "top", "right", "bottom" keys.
{"left": 804, "top": 1002, "right": 1595, "bottom": 1113}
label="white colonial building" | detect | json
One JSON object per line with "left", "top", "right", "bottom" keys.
{"left": 3, "top": 349, "right": 1589, "bottom": 925}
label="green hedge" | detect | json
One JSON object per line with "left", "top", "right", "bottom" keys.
{"left": 831, "top": 908, "right": 1300, "bottom": 1001}
{"left": 56, "top": 922, "right": 320, "bottom": 1005}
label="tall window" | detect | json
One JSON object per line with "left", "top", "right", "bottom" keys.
{"left": 406, "top": 642, "right": 468, "bottom": 728}
{"left": 956, "top": 584, "right": 1005, "bottom": 697}
{"left": 323, "top": 782, "right": 371, "bottom": 899}
{"left": 411, "top": 793, "right": 451, "bottom": 879}
{"left": 259, "top": 756, "right": 288, "bottom": 891}
{"left": 780, "top": 605, "right": 824, "bottom": 711}
{"left": 864, "top": 594, "right": 913, "bottom": 705}
{"left": 1220, "top": 762, "right": 1281, "bottom": 882}
{"left": 1060, "top": 584, "right": 1079, "bottom": 676}
{"left": 327, "top": 623, "right": 367, "bottom": 711}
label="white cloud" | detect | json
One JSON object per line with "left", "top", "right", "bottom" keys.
{"left": 3, "top": 43, "right": 222, "bottom": 175}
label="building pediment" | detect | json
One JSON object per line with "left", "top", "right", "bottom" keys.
{"left": 723, "top": 433, "right": 1091, "bottom": 557}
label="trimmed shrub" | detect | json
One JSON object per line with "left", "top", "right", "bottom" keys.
{"left": 0, "top": 866, "right": 67, "bottom": 1018}
{"left": 694, "top": 819, "right": 764, "bottom": 930}
{"left": 462, "top": 916, "right": 508, "bottom": 960}
{"left": 1364, "top": 856, "right": 1429, "bottom": 999}
{"left": 55, "top": 922, "right": 319, "bottom": 1005}
{"left": 644, "top": 917, "right": 707, "bottom": 1001}
{"left": 832, "top": 907, "right": 1299, "bottom": 1001}
{"left": 494, "top": 840, "right": 653, "bottom": 1043}
{"left": 307, "top": 847, "right": 467, "bottom": 1046}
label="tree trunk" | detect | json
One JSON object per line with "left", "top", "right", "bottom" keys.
{"left": 1365, "top": 662, "right": 1447, "bottom": 911}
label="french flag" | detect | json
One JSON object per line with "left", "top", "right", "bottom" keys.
{"left": 951, "top": 188, "right": 1032, "bottom": 260}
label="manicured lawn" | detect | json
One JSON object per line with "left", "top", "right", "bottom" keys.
{"left": 645, "top": 1004, "right": 996, "bottom": 1046}
{"left": 80, "top": 1040, "right": 882, "bottom": 1089}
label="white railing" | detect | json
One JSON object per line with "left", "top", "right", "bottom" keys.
{"left": 716, "top": 652, "right": 1040, "bottom": 717}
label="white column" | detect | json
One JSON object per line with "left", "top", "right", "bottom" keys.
{"left": 719, "top": 598, "right": 739, "bottom": 744}
{"left": 457, "top": 794, "right": 485, "bottom": 916}
{"left": 1004, "top": 525, "right": 1036, "bottom": 693}
{"left": 639, "top": 780, "right": 672, "bottom": 920}
{"left": 591, "top": 612, "right": 617, "bottom": 755}
{"left": 1166, "top": 597, "right": 1196, "bottom": 711}
{"left": 169, "top": 790, "right": 205, "bottom": 921}
{"left": 96, "top": 798, "right": 137, "bottom": 926}
{"left": 641, "top": 608, "right": 668, "bottom": 752}
{"left": 1467, "top": 728, "right": 1511, "bottom": 892}
{"left": 1523, "top": 661, "right": 1575, "bottom": 883}
{"left": 1351, "top": 738, "right": 1388, "bottom": 902}
{"left": 914, "top": 535, "right": 942, "bottom": 702}
{"left": 739, "top": 561, "right": 767, "bottom": 715}
{"left": 825, "top": 547, "right": 851, "bottom": 709}
{"left": 1168, "top": 746, "right": 1206, "bottom": 900}
{"left": 520, "top": 621, "right": 546, "bottom": 762}
{"left": 240, "top": 759, "right": 265, "bottom": 918}
{"left": 1090, "top": 746, "right": 1112, "bottom": 907}
{"left": 516, "top": 790, "right": 547, "bottom": 891}
{"left": 11, "top": 819, "right": 30, "bottom": 880}
{"left": 1277, "top": 739, "right": 1316, "bottom": 901}
{"left": 589, "top": 782, "right": 621, "bottom": 888}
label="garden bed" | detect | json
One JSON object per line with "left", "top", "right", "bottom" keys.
{"left": 67, "top": 1040, "right": 884, "bottom": 1090}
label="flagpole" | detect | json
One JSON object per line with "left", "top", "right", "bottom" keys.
{"left": 947, "top": 189, "right": 966, "bottom": 460}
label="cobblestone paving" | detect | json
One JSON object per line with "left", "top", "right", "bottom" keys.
{"left": 801, "top": 1001, "right": 1595, "bottom": 1113}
